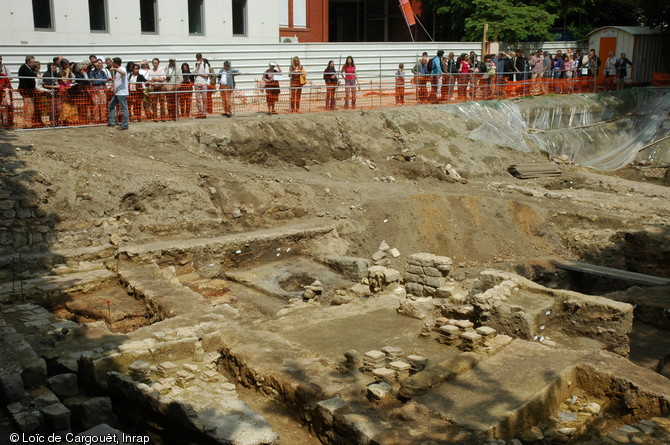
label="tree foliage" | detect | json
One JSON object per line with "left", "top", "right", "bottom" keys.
{"left": 463, "top": 0, "right": 557, "bottom": 43}
{"left": 425, "top": 0, "right": 666, "bottom": 42}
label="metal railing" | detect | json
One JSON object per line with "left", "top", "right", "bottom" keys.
{"left": 0, "top": 68, "right": 636, "bottom": 130}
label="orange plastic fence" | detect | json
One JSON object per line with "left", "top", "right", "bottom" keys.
{"left": 651, "top": 73, "right": 670, "bottom": 87}
{"left": 0, "top": 74, "right": 615, "bottom": 130}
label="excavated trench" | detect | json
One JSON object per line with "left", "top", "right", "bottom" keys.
{"left": 1, "top": 90, "right": 669, "bottom": 444}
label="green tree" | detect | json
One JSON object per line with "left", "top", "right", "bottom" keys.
{"left": 463, "top": 0, "right": 558, "bottom": 42}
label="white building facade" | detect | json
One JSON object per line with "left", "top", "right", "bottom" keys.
{"left": 0, "top": 0, "right": 279, "bottom": 45}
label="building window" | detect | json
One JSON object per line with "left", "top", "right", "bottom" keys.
{"left": 279, "top": 0, "right": 289, "bottom": 27}
{"left": 188, "top": 0, "right": 204, "bottom": 35}
{"left": 293, "top": 0, "right": 306, "bottom": 28}
{"left": 140, "top": 0, "right": 157, "bottom": 34}
{"left": 232, "top": 0, "right": 247, "bottom": 36}
{"left": 89, "top": 0, "right": 107, "bottom": 32}
{"left": 32, "top": 0, "right": 53, "bottom": 30}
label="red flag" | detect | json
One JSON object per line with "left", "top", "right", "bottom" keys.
{"left": 399, "top": 0, "right": 416, "bottom": 27}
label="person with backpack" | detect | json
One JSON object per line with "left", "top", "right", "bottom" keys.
{"left": 429, "top": 50, "right": 444, "bottom": 103}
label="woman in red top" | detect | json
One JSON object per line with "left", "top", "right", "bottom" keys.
{"left": 289, "top": 56, "right": 305, "bottom": 113}
{"left": 458, "top": 54, "right": 471, "bottom": 100}
{"left": 340, "top": 56, "right": 357, "bottom": 109}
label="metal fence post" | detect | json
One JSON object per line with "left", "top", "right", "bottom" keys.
{"left": 50, "top": 88, "right": 56, "bottom": 129}
{"left": 379, "top": 56, "right": 382, "bottom": 109}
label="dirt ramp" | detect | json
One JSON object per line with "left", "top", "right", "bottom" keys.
{"left": 346, "top": 193, "right": 557, "bottom": 266}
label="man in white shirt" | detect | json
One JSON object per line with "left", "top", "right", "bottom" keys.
{"left": 146, "top": 57, "right": 167, "bottom": 120}
{"left": 193, "top": 53, "right": 209, "bottom": 118}
{"left": 107, "top": 57, "right": 129, "bottom": 130}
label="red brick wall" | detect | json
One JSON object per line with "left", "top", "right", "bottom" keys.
{"left": 279, "top": 0, "right": 329, "bottom": 42}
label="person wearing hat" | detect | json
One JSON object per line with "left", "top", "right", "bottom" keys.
{"left": 218, "top": 60, "right": 239, "bottom": 117}
{"left": 262, "top": 61, "right": 282, "bottom": 115}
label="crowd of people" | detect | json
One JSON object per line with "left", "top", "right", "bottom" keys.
{"left": 0, "top": 48, "right": 633, "bottom": 129}
{"left": 397, "top": 48, "right": 632, "bottom": 104}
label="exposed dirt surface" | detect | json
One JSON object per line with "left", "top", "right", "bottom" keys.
{"left": 1, "top": 97, "right": 669, "bottom": 445}
{"left": 2, "top": 104, "right": 668, "bottom": 272}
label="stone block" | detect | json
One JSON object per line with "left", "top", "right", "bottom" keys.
{"left": 423, "top": 285, "right": 437, "bottom": 296}
{"left": 48, "top": 373, "right": 78, "bottom": 398}
{"left": 65, "top": 396, "right": 115, "bottom": 430}
{"left": 378, "top": 240, "right": 390, "bottom": 251}
{"left": 12, "top": 410, "right": 41, "bottom": 433}
{"left": 424, "top": 276, "right": 441, "bottom": 288}
{"left": 0, "top": 372, "right": 24, "bottom": 403}
{"left": 397, "top": 298, "right": 430, "bottom": 319}
{"left": 316, "top": 397, "right": 347, "bottom": 426}
{"left": 461, "top": 332, "right": 482, "bottom": 342}
{"left": 0, "top": 200, "right": 15, "bottom": 211}
{"left": 454, "top": 319, "right": 474, "bottom": 329}
{"left": 325, "top": 255, "right": 370, "bottom": 281}
{"left": 409, "top": 253, "right": 435, "bottom": 266}
{"left": 41, "top": 403, "right": 71, "bottom": 430}
{"left": 436, "top": 286, "right": 454, "bottom": 299}
{"left": 404, "top": 273, "right": 423, "bottom": 285}
{"left": 406, "top": 265, "right": 423, "bottom": 275}
{"left": 389, "top": 248, "right": 401, "bottom": 258}
{"left": 364, "top": 350, "right": 386, "bottom": 361}
{"left": 350, "top": 283, "right": 372, "bottom": 298}
{"left": 423, "top": 266, "right": 442, "bottom": 277}
{"left": 367, "top": 382, "right": 393, "bottom": 400}
{"left": 383, "top": 268, "right": 401, "bottom": 283}
{"left": 440, "top": 325, "right": 460, "bottom": 336}
{"left": 77, "top": 424, "right": 124, "bottom": 445}
{"left": 405, "top": 282, "right": 424, "bottom": 297}
{"left": 367, "top": 265, "right": 386, "bottom": 277}
{"left": 476, "top": 326, "right": 497, "bottom": 337}
{"left": 371, "top": 368, "right": 395, "bottom": 383}
{"left": 388, "top": 361, "right": 411, "bottom": 372}
{"left": 21, "top": 358, "right": 47, "bottom": 388}
{"left": 371, "top": 250, "right": 386, "bottom": 261}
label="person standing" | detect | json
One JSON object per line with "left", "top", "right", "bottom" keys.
{"left": 177, "top": 63, "right": 193, "bottom": 118}
{"left": 89, "top": 59, "right": 108, "bottom": 123}
{"left": 164, "top": 58, "right": 178, "bottom": 120}
{"left": 458, "top": 54, "right": 470, "bottom": 100}
{"left": 411, "top": 52, "right": 430, "bottom": 103}
{"left": 217, "top": 60, "right": 239, "bottom": 117}
{"left": 429, "top": 50, "right": 444, "bottom": 103}
{"left": 127, "top": 64, "right": 147, "bottom": 121}
{"left": 395, "top": 63, "right": 405, "bottom": 105}
{"left": 512, "top": 49, "right": 526, "bottom": 82}
{"left": 18, "top": 55, "right": 44, "bottom": 127}
{"left": 107, "top": 57, "right": 129, "bottom": 130}
{"left": 262, "top": 61, "right": 282, "bottom": 115}
{"left": 323, "top": 60, "right": 338, "bottom": 110}
{"left": 146, "top": 58, "right": 167, "bottom": 120}
{"left": 289, "top": 56, "right": 305, "bottom": 113}
{"left": 193, "top": 53, "right": 209, "bottom": 118}
{"left": 615, "top": 53, "right": 632, "bottom": 90}
{"left": 605, "top": 51, "right": 617, "bottom": 78}
{"left": 341, "top": 56, "right": 357, "bottom": 109}
{"left": 0, "top": 56, "right": 12, "bottom": 128}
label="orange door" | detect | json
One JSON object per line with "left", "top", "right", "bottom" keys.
{"left": 598, "top": 37, "right": 617, "bottom": 78}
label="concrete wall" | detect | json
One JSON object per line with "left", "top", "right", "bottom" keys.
{"left": 0, "top": 0, "right": 278, "bottom": 46}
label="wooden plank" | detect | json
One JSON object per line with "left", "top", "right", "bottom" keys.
{"left": 552, "top": 259, "right": 670, "bottom": 287}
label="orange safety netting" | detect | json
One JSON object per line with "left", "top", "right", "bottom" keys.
{"left": 0, "top": 75, "right": 619, "bottom": 130}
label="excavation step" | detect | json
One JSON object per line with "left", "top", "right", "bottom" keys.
{"left": 0, "top": 268, "right": 115, "bottom": 302}
{"left": 120, "top": 219, "right": 337, "bottom": 258}
{"left": 552, "top": 259, "right": 670, "bottom": 286}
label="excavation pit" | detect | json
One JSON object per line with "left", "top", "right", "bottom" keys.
{"left": 1, "top": 91, "right": 669, "bottom": 444}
